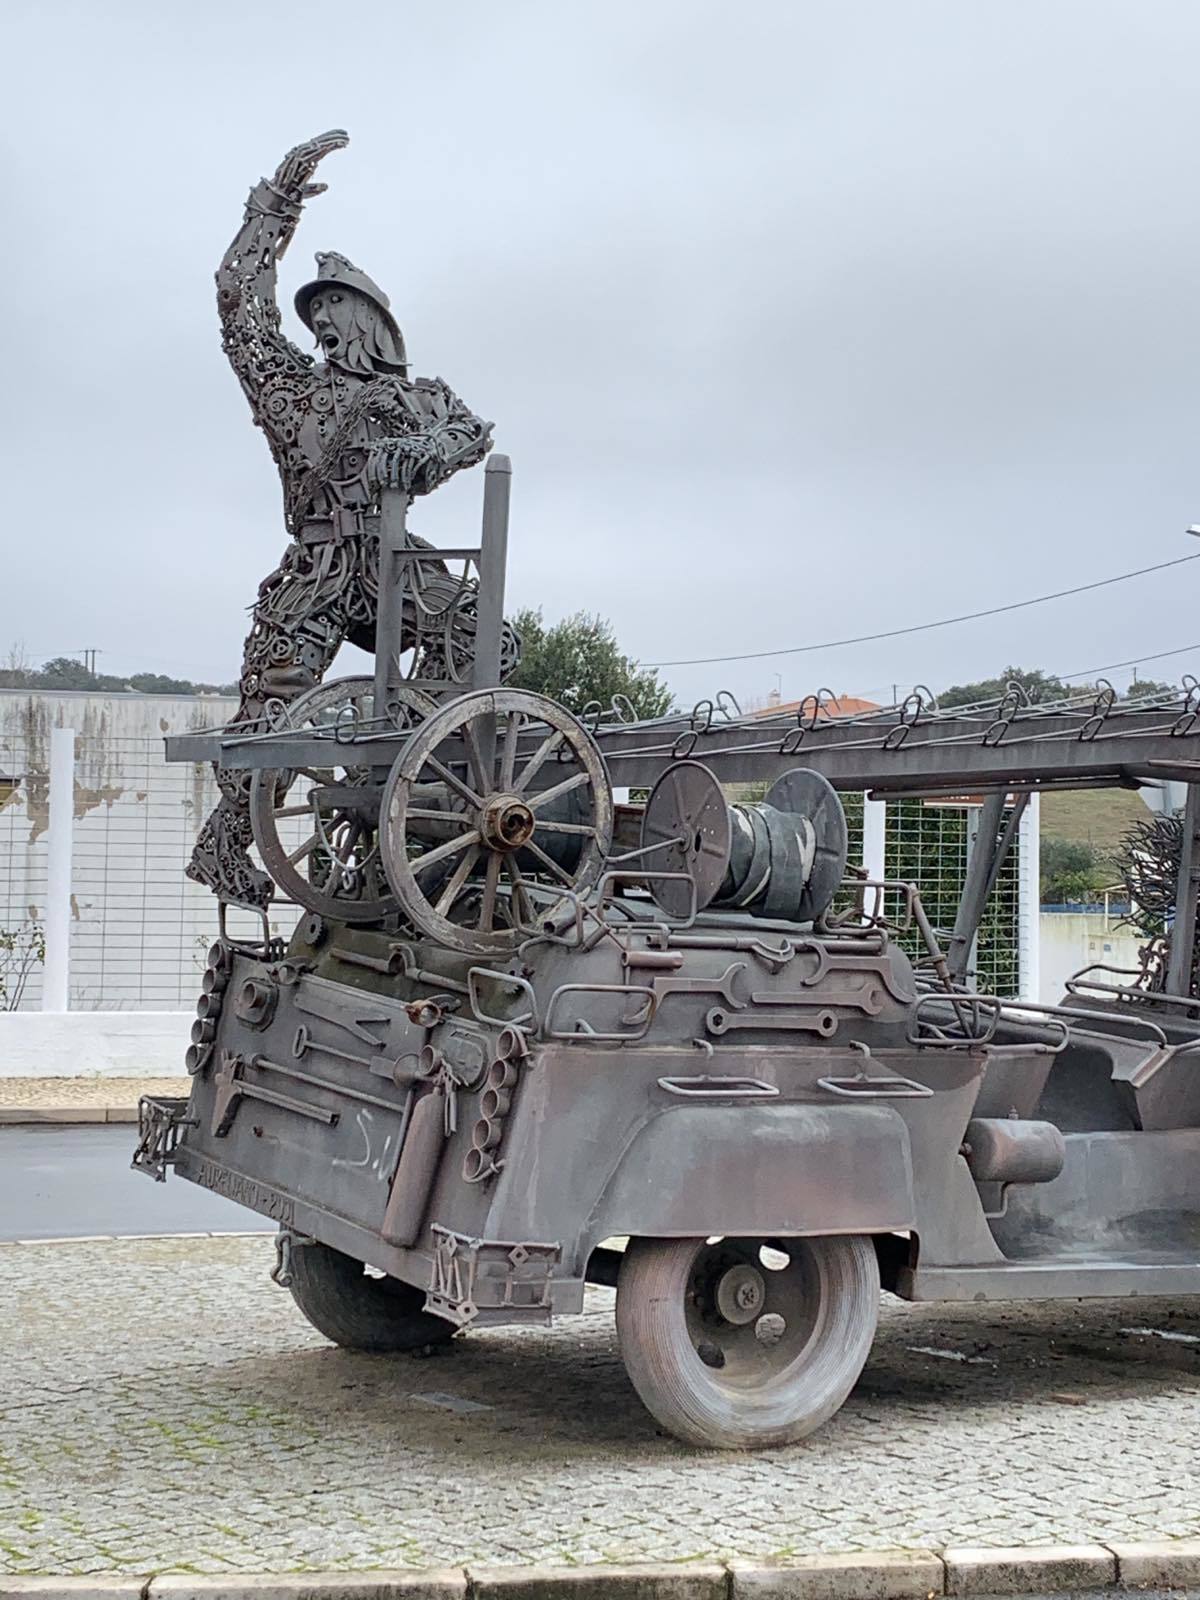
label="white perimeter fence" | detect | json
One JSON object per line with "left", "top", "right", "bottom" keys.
{"left": 0, "top": 693, "right": 298, "bottom": 1018}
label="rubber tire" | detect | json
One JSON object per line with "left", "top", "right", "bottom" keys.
{"left": 615, "top": 1234, "right": 880, "bottom": 1449}
{"left": 287, "top": 1240, "right": 455, "bottom": 1353}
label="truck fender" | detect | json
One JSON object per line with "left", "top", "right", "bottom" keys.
{"left": 588, "top": 1102, "right": 916, "bottom": 1240}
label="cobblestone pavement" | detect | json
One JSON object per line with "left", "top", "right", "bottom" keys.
{"left": 0, "top": 1077, "right": 184, "bottom": 1113}
{"left": 1, "top": 1234, "right": 1198, "bottom": 1575}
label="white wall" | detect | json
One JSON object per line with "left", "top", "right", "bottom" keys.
{"left": 0, "top": 1011, "right": 191, "bottom": 1078}
{"left": 0, "top": 689, "right": 298, "bottom": 1011}
{"left": 1038, "top": 911, "right": 1144, "bottom": 1003}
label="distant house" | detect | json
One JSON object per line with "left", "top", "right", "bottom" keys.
{"left": 752, "top": 692, "right": 881, "bottom": 720}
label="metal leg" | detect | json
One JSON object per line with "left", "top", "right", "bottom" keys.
{"left": 946, "top": 791, "right": 1028, "bottom": 986}
{"left": 1166, "top": 781, "right": 1200, "bottom": 996}
{"left": 188, "top": 544, "right": 353, "bottom": 908}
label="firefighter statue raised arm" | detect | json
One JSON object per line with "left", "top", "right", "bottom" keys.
{"left": 188, "top": 130, "right": 516, "bottom": 908}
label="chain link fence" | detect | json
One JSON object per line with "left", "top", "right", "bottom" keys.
{"left": 813, "top": 791, "right": 1024, "bottom": 997}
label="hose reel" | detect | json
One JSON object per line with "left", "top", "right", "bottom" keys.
{"left": 639, "top": 760, "right": 849, "bottom": 925}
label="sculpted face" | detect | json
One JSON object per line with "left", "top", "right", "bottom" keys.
{"left": 308, "top": 286, "right": 375, "bottom": 364}
{"left": 307, "top": 285, "right": 407, "bottom": 377}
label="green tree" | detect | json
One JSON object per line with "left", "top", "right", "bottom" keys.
{"left": 938, "top": 666, "right": 1072, "bottom": 710}
{"left": 2, "top": 648, "right": 238, "bottom": 697}
{"left": 939, "top": 666, "right": 1184, "bottom": 712}
{"left": 507, "top": 608, "right": 672, "bottom": 719}
{"left": 1040, "top": 837, "right": 1110, "bottom": 904}
{"left": 36, "top": 656, "right": 100, "bottom": 690}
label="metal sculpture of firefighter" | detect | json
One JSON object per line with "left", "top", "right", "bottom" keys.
{"left": 188, "top": 130, "right": 515, "bottom": 908}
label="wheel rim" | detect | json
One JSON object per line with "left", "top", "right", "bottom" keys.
{"left": 684, "top": 1239, "right": 824, "bottom": 1391}
{"left": 379, "top": 688, "right": 613, "bottom": 955}
{"left": 250, "top": 676, "right": 433, "bottom": 923}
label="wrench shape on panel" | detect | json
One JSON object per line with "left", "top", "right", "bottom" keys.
{"left": 705, "top": 1006, "right": 838, "bottom": 1038}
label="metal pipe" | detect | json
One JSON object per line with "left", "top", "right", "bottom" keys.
{"left": 380, "top": 1083, "right": 445, "bottom": 1248}
{"left": 373, "top": 485, "right": 411, "bottom": 718}
{"left": 474, "top": 456, "right": 511, "bottom": 692}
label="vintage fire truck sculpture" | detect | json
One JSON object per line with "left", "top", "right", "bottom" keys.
{"left": 139, "top": 133, "right": 1200, "bottom": 1451}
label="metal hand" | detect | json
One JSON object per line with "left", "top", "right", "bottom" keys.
{"left": 272, "top": 129, "right": 349, "bottom": 204}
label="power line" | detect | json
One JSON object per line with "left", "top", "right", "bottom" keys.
{"left": 643, "top": 552, "right": 1200, "bottom": 669}
{"left": 1058, "top": 641, "right": 1200, "bottom": 683}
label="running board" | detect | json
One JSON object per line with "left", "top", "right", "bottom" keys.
{"left": 902, "top": 1258, "right": 1200, "bottom": 1302}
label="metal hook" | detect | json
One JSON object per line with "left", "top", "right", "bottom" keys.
{"left": 911, "top": 683, "right": 938, "bottom": 713}
{"left": 1090, "top": 679, "right": 1116, "bottom": 720}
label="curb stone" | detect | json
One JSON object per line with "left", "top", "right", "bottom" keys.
{"left": 728, "top": 1550, "right": 943, "bottom": 1599}
{"left": 0, "top": 1108, "right": 111, "bottom": 1125}
{"left": 468, "top": 1565, "right": 727, "bottom": 1600}
{"left": 0, "top": 1581, "right": 150, "bottom": 1599}
{"left": 147, "top": 1574, "right": 467, "bottom": 1599}
{"left": 942, "top": 1545, "right": 1117, "bottom": 1595}
{"left": 0, "top": 1106, "right": 140, "bottom": 1125}
{"left": 4, "top": 1543, "right": 1200, "bottom": 1600}
{"left": 1108, "top": 1540, "right": 1200, "bottom": 1589}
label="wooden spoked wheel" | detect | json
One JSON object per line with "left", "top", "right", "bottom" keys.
{"left": 379, "top": 689, "right": 613, "bottom": 955}
{"left": 249, "top": 676, "right": 434, "bottom": 923}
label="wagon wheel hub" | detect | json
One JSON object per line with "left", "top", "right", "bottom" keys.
{"left": 715, "top": 1262, "right": 766, "bottom": 1325}
{"left": 480, "top": 793, "right": 537, "bottom": 852}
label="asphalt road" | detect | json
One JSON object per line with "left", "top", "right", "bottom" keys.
{"left": 0, "top": 1126, "right": 268, "bottom": 1240}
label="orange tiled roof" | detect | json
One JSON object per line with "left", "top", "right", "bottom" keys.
{"left": 753, "top": 695, "right": 880, "bottom": 720}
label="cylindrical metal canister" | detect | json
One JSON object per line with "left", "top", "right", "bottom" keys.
{"left": 963, "top": 1118, "right": 1066, "bottom": 1185}
{"left": 380, "top": 1086, "right": 446, "bottom": 1247}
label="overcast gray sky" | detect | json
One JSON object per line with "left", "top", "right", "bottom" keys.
{"left": 5, "top": 0, "right": 1200, "bottom": 711}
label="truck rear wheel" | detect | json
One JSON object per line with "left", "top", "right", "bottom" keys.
{"left": 615, "top": 1234, "right": 879, "bottom": 1448}
{"left": 287, "top": 1240, "right": 455, "bottom": 1353}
